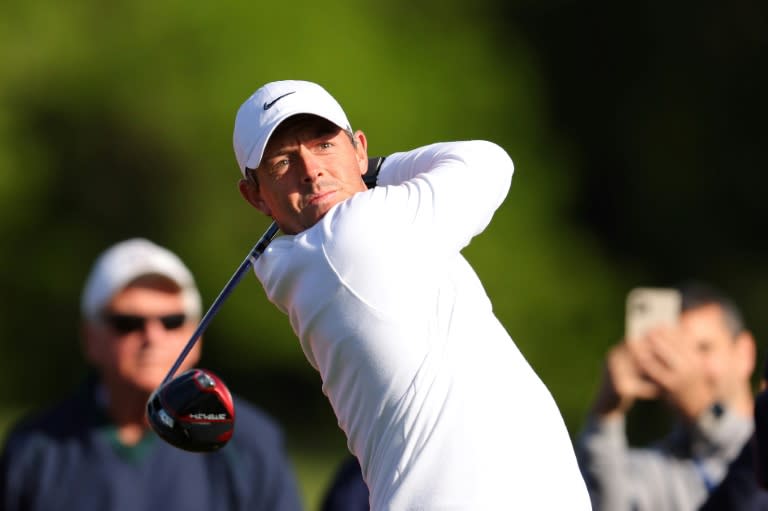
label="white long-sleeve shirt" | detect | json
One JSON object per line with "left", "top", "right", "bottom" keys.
{"left": 254, "top": 141, "right": 591, "bottom": 510}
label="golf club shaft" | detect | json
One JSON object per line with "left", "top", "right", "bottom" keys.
{"left": 162, "top": 221, "right": 280, "bottom": 384}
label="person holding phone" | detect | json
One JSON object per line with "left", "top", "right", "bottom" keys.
{"left": 576, "top": 282, "right": 757, "bottom": 511}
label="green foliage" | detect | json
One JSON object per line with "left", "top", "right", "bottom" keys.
{"left": 3, "top": 0, "right": 764, "bottom": 507}
{"left": 0, "top": 2, "right": 613, "bottom": 414}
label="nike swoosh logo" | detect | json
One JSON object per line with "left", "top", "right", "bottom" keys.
{"left": 263, "top": 91, "right": 296, "bottom": 110}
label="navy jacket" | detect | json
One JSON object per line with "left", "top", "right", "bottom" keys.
{"left": 0, "top": 380, "right": 303, "bottom": 511}
{"left": 700, "top": 436, "right": 768, "bottom": 511}
{"left": 321, "top": 455, "right": 369, "bottom": 511}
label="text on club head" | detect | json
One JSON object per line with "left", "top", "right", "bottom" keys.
{"left": 188, "top": 413, "right": 228, "bottom": 420}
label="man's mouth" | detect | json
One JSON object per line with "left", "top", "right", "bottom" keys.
{"left": 306, "top": 190, "right": 336, "bottom": 206}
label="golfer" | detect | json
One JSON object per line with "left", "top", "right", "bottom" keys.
{"left": 233, "top": 80, "right": 591, "bottom": 509}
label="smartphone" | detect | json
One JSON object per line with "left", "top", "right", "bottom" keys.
{"left": 625, "top": 287, "right": 682, "bottom": 340}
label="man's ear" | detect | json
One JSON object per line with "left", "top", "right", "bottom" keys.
{"left": 81, "top": 322, "right": 101, "bottom": 366}
{"left": 238, "top": 178, "right": 272, "bottom": 217}
{"left": 736, "top": 330, "right": 757, "bottom": 377}
{"left": 353, "top": 130, "right": 369, "bottom": 176}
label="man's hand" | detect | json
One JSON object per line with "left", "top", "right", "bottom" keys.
{"left": 591, "top": 340, "right": 662, "bottom": 419}
{"left": 633, "top": 327, "right": 715, "bottom": 421}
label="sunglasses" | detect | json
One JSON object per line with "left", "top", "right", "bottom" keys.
{"left": 102, "top": 313, "right": 187, "bottom": 334}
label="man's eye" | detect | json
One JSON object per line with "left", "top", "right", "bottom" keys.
{"left": 270, "top": 159, "right": 290, "bottom": 173}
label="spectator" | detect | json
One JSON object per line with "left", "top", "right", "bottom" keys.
{"left": 577, "top": 282, "right": 756, "bottom": 510}
{"left": 0, "top": 238, "right": 304, "bottom": 511}
{"left": 321, "top": 455, "right": 369, "bottom": 511}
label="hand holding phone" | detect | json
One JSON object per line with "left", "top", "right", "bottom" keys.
{"left": 625, "top": 287, "right": 682, "bottom": 341}
{"left": 592, "top": 288, "right": 684, "bottom": 417}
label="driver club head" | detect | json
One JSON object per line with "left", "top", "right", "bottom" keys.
{"left": 146, "top": 368, "right": 235, "bottom": 452}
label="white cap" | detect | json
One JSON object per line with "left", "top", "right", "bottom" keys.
{"left": 81, "top": 238, "right": 202, "bottom": 321}
{"left": 233, "top": 80, "right": 352, "bottom": 175}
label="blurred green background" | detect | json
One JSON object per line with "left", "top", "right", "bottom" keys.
{"left": 0, "top": 0, "right": 766, "bottom": 508}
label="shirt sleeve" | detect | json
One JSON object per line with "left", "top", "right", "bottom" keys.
{"left": 371, "top": 140, "right": 513, "bottom": 258}
{"left": 316, "top": 141, "right": 513, "bottom": 316}
{"left": 576, "top": 409, "right": 754, "bottom": 511}
{"left": 576, "top": 415, "right": 634, "bottom": 511}
{"left": 690, "top": 405, "right": 755, "bottom": 494}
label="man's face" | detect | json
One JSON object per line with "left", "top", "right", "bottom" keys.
{"left": 83, "top": 276, "right": 200, "bottom": 395}
{"left": 239, "top": 114, "right": 369, "bottom": 234}
{"left": 679, "top": 304, "right": 753, "bottom": 402}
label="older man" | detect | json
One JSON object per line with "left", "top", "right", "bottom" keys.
{"left": 0, "top": 238, "right": 303, "bottom": 511}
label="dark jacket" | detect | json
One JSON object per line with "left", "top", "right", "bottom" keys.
{"left": 0, "top": 380, "right": 303, "bottom": 511}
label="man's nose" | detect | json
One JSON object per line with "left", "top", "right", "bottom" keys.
{"left": 141, "top": 317, "right": 169, "bottom": 343}
{"left": 297, "top": 148, "right": 324, "bottom": 182}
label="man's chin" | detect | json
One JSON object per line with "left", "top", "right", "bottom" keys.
{"left": 131, "top": 373, "right": 169, "bottom": 394}
{"left": 302, "top": 198, "right": 343, "bottom": 227}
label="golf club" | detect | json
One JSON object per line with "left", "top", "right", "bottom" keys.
{"left": 147, "top": 157, "right": 383, "bottom": 452}
{"left": 146, "top": 220, "right": 279, "bottom": 452}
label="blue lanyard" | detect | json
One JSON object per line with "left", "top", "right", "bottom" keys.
{"left": 693, "top": 457, "right": 717, "bottom": 493}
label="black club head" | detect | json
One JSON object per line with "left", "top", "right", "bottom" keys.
{"left": 146, "top": 368, "right": 235, "bottom": 452}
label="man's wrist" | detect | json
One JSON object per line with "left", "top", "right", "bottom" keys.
{"left": 677, "top": 388, "right": 718, "bottom": 422}
{"left": 696, "top": 401, "right": 726, "bottom": 435}
{"left": 591, "top": 390, "right": 632, "bottom": 418}
{"left": 692, "top": 401, "right": 754, "bottom": 457}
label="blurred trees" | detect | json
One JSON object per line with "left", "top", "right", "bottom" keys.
{"left": 0, "top": 0, "right": 765, "bottom": 452}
